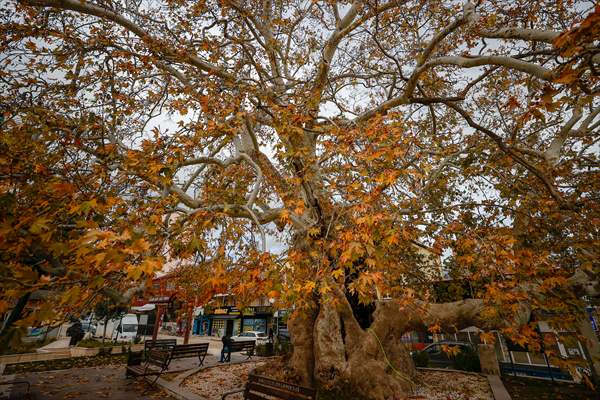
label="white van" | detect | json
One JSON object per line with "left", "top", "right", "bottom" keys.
{"left": 94, "top": 313, "right": 138, "bottom": 342}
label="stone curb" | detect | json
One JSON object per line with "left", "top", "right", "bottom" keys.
{"left": 0, "top": 344, "right": 145, "bottom": 366}
{"left": 416, "top": 366, "right": 486, "bottom": 376}
{"left": 486, "top": 375, "right": 512, "bottom": 400}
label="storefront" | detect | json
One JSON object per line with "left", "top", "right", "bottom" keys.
{"left": 241, "top": 306, "right": 272, "bottom": 333}
{"left": 207, "top": 307, "right": 242, "bottom": 336}
{"left": 205, "top": 305, "right": 273, "bottom": 336}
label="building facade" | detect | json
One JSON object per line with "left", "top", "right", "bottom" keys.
{"left": 194, "top": 294, "right": 274, "bottom": 336}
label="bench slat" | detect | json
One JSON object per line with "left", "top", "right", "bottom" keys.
{"left": 245, "top": 392, "right": 274, "bottom": 400}
{"left": 244, "top": 392, "right": 270, "bottom": 400}
{"left": 126, "top": 366, "right": 160, "bottom": 376}
{"left": 247, "top": 382, "right": 313, "bottom": 400}
{"left": 144, "top": 339, "right": 177, "bottom": 351}
{"left": 229, "top": 341, "right": 255, "bottom": 351}
{"left": 221, "top": 375, "right": 315, "bottom": 400}
{"left": 170, "top": 343, "right": 209, "bottom": 359}
{"left": 249, "top": 375, "right": 314, "bottom": 396}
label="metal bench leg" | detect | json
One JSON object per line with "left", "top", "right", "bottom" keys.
{"left": 198, "top": 353, "right": 206, "bottom": 367}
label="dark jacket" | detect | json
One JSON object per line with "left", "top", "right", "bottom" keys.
{"left": 67, "top": 321, "right": 84, "bottom": 338}
{"left": 221, "top": 335, "right": 232, "bottom": 347}
{"left": 67, "top": 321, "right": 84, "bottom": 345}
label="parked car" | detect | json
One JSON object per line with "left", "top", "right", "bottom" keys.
{"left": 81, "top": 319, "right": 96, "bottom": 333}
{"left": 231, "top": 331, "right": 269, "bottom": 344}
{"left": 411, "top": 341, "right": 480, "bottom": 372}
{"left": 93, "top": 314, "right": 139, "bottom": 341}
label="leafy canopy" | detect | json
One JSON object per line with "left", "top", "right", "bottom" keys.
{"left": 1, "top": 1, "right": 598, "bottom": 347}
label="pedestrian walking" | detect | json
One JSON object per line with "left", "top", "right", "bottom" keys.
{"left": 67, "top": 319, "right": 84, "bottom": 347}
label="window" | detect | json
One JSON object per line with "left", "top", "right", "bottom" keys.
{"left": 212, "top": 320, "right": 225, "bottom": 335}
{"left": 122, "top": 324, "right": 137, "bottom": 333}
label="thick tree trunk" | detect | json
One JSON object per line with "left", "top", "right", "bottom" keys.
{"left": 287, "top": 288, "right": 417, "bottom": 399}
{"left": 284, "top": 284, "right": 519, "bottom": 400}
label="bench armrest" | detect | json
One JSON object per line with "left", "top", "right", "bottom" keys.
{"left": 221, "top": 388, "right": 244, "bottom": 399}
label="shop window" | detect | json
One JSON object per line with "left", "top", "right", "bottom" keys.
{"left": 243, "top": 318, "right": 266, "bottom": 333}
{"left": 212, "top": 319, "right": 225, "bottom": 336}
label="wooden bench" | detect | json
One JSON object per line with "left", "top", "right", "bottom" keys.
{"left": 126, "top": 348, "right": 171, "bottom": 386}
{"left": 224, "top": 340, "right": 255, "bottom": 362}
{"left": 144, "top": 338, "right": 176, "bottom": 353}
{"left": 221, "top": 374, "right": 316, "bottom": 400}
{"left": 170, "top": 343, "right": 209, "bottom": 367}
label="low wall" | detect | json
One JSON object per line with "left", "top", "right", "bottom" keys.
{"left": 0, "top": 343, "right": 144, "bottom": 366}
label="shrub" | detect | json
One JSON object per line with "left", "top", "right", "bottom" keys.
{"left": 78, "top": 338, "right": 128, "bottom": 348}
{"left": 453, "top": 347, "right": 481, "bottom": 372}
{"left": 255, "top": 343, "right": 270, "bottom": 357}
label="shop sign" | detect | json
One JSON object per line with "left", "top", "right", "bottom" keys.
{"left": 242, "top": 308, "right": 253, "bottom": 316}
{"left": 214, "top": 308, "right": 228, "bottom": 314}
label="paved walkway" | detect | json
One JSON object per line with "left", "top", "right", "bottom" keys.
{"left": 0, "top": 366, "right": 176, "bottom": 400}
{"left": 36, "top": 339, "right": 70, "bottom": 353}
{"left": 1, "top": 336, "right": 265, "bottom": 400}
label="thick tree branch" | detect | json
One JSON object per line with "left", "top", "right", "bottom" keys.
{"left": 424, "top": 55, "right": 554, "bottom": 81}
{"left": 478, "top": 27, "right": 560, "bottom": 43}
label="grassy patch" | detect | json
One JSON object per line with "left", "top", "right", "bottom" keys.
{"left": 4, "top": 353, "right": 128, "bottom": 375}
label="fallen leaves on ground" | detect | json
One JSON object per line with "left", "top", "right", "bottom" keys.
{"left": 184, "top": 365, "right": 493, "bottom": 400}
{"left": 183, "top": 362, "right": 266, "bottom": 400}
{"left": 411, "top": 370, "right": 493, "bottom": 400}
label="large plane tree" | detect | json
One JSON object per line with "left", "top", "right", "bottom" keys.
{"left": 1, "top": 0, "right": 599, "bottom": 398}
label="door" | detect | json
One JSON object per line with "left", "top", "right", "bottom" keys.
{"left": 226, "top": 320, "right": 234, "bottom": 336}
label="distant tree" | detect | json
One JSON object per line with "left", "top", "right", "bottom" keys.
{"left": 94, "top": 300, "right": 128, "bottom": 343}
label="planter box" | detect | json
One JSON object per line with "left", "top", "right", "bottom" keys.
{"left": 1, "top": 343, "right": 144, "bottom": 366}
{"left": 0, "top": 350, "right": 70, "bottom": 365}
{"left": 72, "top": 347, "right": 102, "bottom": 357}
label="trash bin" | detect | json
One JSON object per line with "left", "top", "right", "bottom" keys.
{"left": 127, "top": 349, "right": 143, "bottom": 366}
{"left": 265, "top": 342, "right": 274, "bottom": 356}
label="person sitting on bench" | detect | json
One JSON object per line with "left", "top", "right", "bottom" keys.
{"left": 219, "top": 334, "right": 232, "bottom": 363}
